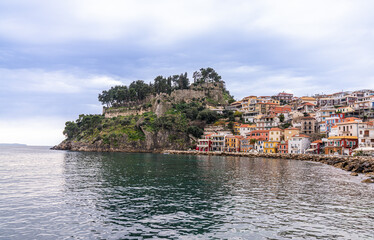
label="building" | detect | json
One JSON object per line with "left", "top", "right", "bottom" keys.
{"left": 300, "top": 96, "right": 317, "bottom": 105}
{"left": 284, "top": 127, "right": 300, "bottom": 141}
{"left": 277, "top": 141, "right": 288, "bottom": 154}
{"left": 248, "top": 130, "right": 269, "bottom": 140}
{"left": 358, "top": 123, "right": 374, "bottom": 148}
{"left": 254, "top": 138, "right": 266, "bottom": 153}
{"left": 256, "top": 115, "right": 280, "bottom": 130}
{"left": 233, "top": 122, "right": 241, "bottom": 135}
{"left": 336, "top": 106, "right": 354, "bottom": 114}
{"left": 269, "top": 128, "right": 283, "bottom": 141}
{"left": 308, "top": 140, "right": 323, "bottom": 154}
{"left": 196, "top": 135, "right": 211, "bottom": 152}
{"left": 273, "top": 92, "right": 293, "bottom": 103}
{"left": 210, "top": 134, "right": 226, "bottom": 152}
{"left": 264, "top": 141, "right": 279, "bottom": 153}
{"left": 315, "top": 107, "right": 336, "bottom": 122}
{"left": 300, "top": 116, "right": 317, "bottom": 135}
{"left": 325, "top": 136, "right": 358, "bottom": 155}
{"left": 288, "top": 134, "right": 311, "bottom": 154}
{"left": 225, "top": 135, "right": 242, "bottom": 152}
{"left": 240, "top": 137, "right": 252, "bottom": 152}
{"left": 335, "top": 118, "right": 363, "bottom": 137}
{"left": 239, "top": 124, "right": 253, "bottom": 136}
{"left": 298, "top": 102, "right": 316, "bottom": 113}
{"left": 325, "top": 113, "right": 345, "bottom": 133}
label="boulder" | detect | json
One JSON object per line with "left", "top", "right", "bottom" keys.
{"left": 361, "top": 178, "right": 374, "bottom": 183}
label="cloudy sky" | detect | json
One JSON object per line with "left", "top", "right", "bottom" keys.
{"left": 1, "top": 0, "right": 374, "bottom": 145}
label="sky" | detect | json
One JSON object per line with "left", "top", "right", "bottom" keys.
{"left": 1, "top": 0, "right": 374, "bottom": 145}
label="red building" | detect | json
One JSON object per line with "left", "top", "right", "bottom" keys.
{"left": 248, "top": 130, "right": 269, "bottom": 141}
{"left": 273, "top": 92, "right": 293, "bottom": 103}
{"left": 196, "top": 135, "right": 211, "bottom": 152}
{"left": 277, "top": 141, "right": 288, "bottom": 154}
{"left": 309, "top": 140, "right": 323, "bottom": 154}
{"left": 325, "top": 136, "right": 358, "bottom": 156}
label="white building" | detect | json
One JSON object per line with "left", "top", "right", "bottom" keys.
{"left": 315, "top": 107, "right": 336, "bottom": 122}
{"left": 210, "top": 134, "right": 226, "bottom": 152}
{"left": 288, "top": 134, "right": 311, "bottom": 154}
{"left": 358, "top": 124, "right": 374, "bottom": 148}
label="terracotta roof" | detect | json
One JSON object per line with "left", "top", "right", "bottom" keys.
{"left": 312, "top": 140, "right": 323, "bottom": 144}
{"left": 328, "top": 136, "right": 358, "bottom": 140}
{"left": 270, "top": 128, "right": 282, "bottom": 131}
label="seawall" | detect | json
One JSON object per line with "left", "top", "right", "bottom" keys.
{"left": 164, "top": 150, "right": 374, "bottom": 177}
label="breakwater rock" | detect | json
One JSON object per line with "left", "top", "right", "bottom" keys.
{"left": 164, "top": 150, "right": 374, "bottom": 176}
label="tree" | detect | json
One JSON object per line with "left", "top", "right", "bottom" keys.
{"left": 279, "top": 114, "right": 285, "bottom": 123}
{"left": 63, "top": 121, "right": 79, "bottom": 139}
{"left": 187, "top": 126, "right": 203, "bottom": 138}
{"left": 193, "top": 67, "right": 222, "bottom": 83}
{"left": 197, "top": 109, "right": 218, "bottom": 124}
{"left": 227, "top": 121, "right": 234, "bottom": 134}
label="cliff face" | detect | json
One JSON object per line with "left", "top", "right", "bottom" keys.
{"left": 53, "top": 128, "right": 191, "bottom": 152}
{"left": 103, "top": 81, "right": 230, "bottom": 118}
{"left": 54, "top": 81, "right": 231, "bottom": 153}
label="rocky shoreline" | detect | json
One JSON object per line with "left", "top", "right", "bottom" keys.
{"left": 163, "top": 150, "right": 374, "bottom": 183}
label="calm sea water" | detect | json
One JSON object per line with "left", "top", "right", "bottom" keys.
{"left": 0, "top": 146, "right": 374, "bottom": 239}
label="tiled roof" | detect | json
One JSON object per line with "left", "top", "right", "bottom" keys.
{"left": 328, "top": 136, "right": 358, "bottom": 140}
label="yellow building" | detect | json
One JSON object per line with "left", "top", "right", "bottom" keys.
{"left": 300, "top": 96, "right": 317, "bottom": 105}
{"left": 263, "top": 141, "right": 279, "bottom": 153}
{"left": 336, "top": 106, "right": 354, "bottom": 113}
{"left": 269, "top": 127, "right": 284, "bottom": 141}
{"left": 233, "top": 122, "right": 241, "bottom": 134}
{"left": 225, "top": 135, "right": 242, "bottom": 152}
{"left": 284, "top": 127, "right": 300, "bottom": 141}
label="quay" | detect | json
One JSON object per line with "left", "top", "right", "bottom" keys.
{"left": 163, "top": 150, "right": 374, "bottom": 177}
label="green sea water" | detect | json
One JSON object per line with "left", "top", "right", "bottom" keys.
{"left": 0, "top": 146, "right": 373, "bottom": 239}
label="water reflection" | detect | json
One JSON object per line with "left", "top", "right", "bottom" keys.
{"left": 63, "top": 152, "right": 233, "bottom": 238}
{"left": 62, "top": 152, "right": 374, "bottom": 239}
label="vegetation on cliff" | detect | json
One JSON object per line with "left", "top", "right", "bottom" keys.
{"left": 59, "top": 68, "right": 232, "bottom": 151}
{"left": 97, "top": 68, "right": 233, "bottom": 107}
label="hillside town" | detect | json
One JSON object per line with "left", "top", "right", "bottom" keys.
{"left": 197, "top": 90, "right": 374, "bottom": 156}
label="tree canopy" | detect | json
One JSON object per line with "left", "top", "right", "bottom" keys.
{"left": 98, "top": 72, "right": 190, "bottom": 107}
{"left": 193, "top": 67, "right": 222, "bottom": 83}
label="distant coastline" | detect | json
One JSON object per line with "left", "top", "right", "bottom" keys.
{"left": 0, "top": 143, "right": 27, "bottom": 146}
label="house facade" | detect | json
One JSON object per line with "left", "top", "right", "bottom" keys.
{"left": 288, "top": 134, "right": 311, "bottom": 154}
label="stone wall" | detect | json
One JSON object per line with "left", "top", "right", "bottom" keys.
{"left": 164, "top": 150, "right": 374, "bottom": 175}
{"left": 103, "top": 108, "right": 149, "bottom": 118}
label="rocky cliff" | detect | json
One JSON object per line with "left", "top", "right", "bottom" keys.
{"left": 54, "top": 81, "right": 229, "bottom": 152}
{"left": 53, "top": 128, "right": 191, "bottom": 152}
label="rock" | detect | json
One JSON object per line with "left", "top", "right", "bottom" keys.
{"left": 350, "top": 172, "right": 358, "bottom": 176}
{"left": 361, "top": 178, "right": 374, "bottom": 183}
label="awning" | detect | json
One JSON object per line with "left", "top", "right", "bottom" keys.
{"left": 305, "top": 149, "right": 317, "bottom": 152}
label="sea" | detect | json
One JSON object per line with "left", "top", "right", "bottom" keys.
{"left": 0, "top": 145, "right": 374, "bottom": 239}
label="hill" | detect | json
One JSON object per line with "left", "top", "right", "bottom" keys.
{"left": 53, "top": 68, "right": 234, "bottom": 152}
